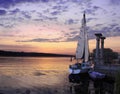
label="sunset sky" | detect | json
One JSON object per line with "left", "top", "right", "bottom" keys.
{"left": 0, "top": 0, "right": 120, "bottom": 54}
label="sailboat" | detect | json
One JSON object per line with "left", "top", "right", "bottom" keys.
{"left": 69, "top": 12, "right": 92, "bottom": 74}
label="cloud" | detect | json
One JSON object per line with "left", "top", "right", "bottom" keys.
{"left": 41, "top": 0, "right": 49, "bottom": 3}
{"left": 85, "top": 5, "right": 101, "bottom": 15}
{"left": 0, "top": 23, "right": 4, "bottom": 27}
{"left": 51, "top": 11, "right": 60, "bottom": 16}
{"left": 66, "top": 23, "right": 120, "bottom": 41}
{"left": 66, "top": 35, "right": 78, "bottom": 41}
{"left": 0, "top": 0, "right": 120, "bottom": 44}
{"left": 0, "top": 44, "right": 35, "bottom": 51}
{"left": 87, "top": 23, "right": 120, "bottom": 38}
{"left": 17, "top": 22, "right": 120, "bottom": 43}
{"left": 52, "top": 4, "right": 68, "bottom": 13}
{"left": 95, "top": 24, "right": 103, "bottom": 27}
{"left": 0, "top": 34, "right": 15, "bottom": 37}
{"left": 109, "top": 0, "right": 120, "bottom": 5}
{"left": 65, "top": 19, "right": 78, "bottom": 25}
{"left": 0, "top": 0, "right": 50, "bottom": 9}
{"left": 0, "top": 23, "right": 15, "bottom": 28}
{"left": 56, "top": 0, "right": 70, "bottom": 4}
{"left": 21, "top": 11, "right": 31, "bottom": 19}
{"left": 17, "top": 37, "right": 62, "bottom": 42}
{"left": 36, "top": 12, "right": 58, "bottom": 22}
{"left": 0, "top": 9, "right": 7, "bottom": 15}
{"left": 87, "top": 17, "right": 97, "bottom": 23}
{"left": 9, "top": 8, "right": 20, "bottom": 15}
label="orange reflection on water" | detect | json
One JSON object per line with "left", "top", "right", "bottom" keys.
{"left": 0, "top": 57, "right": 71, "bottom": 87}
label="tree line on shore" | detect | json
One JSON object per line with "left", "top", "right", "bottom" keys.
{"left": 0, "top": 50, "right": 73, "bottom": 57}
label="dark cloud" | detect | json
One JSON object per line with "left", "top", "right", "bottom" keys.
{"left": 66, "top": 23, "right": 120, "bottom": 41}
{"left": 69, "top": 28, "right": 77, "bottom": 30}
{"left": 27, "top": 38, "right": 50, "bottom": 42}
{"left": 56, "top": 0, "right": 69, "bottom": 4}
{"left": 85, "top": 5, "right": 101, "bottom": 15}
{"left": 66, "top": 35, "right": 79, "bottom": 41}
{"left": 0, "top": 44, "right": 35, "bottom": 51}
{"left": 9, "top": 8, "right": 20, "bottom": 15}
{"left": 109, "top": 0, "right": 120, "bottom": 5}
{"left": 0, "top": 0, "right": 49, "bottom": 9}
{"left": 70, "top": 31, "right": 78, "bottom": 35}
{"left": 21, "top": 11, "right": 31, "bottom": 19}
{"left": 110, "top": 23, "right": 118, "bottom": 28}
{"left": 17, "top": 23, "right": 120, "bottom": 42}
{"left": 87, "top": 23, "right": 120, "bottom": 39}
{"left": 0, "top": 0, "right": 14, "bottom": 8}
{"left": 33, "top": 18, "right": 44, "bottom": 22}
{"left": 87, "top": 18, "right": 97, "bottom": 23}
{"left": 0, "top": 23, "right": 15, "bottom": 28}
{"left": 37, "top": 12, "right": 58, "bottom": 21}
{"left": 0, "top": 9, "right": 7, "bottom": 15}
{"left": 51, "top": 11, "right": 60, "bottom": 15}
{"left": 9, "top": 9, "right": 31, "bottom": 21}
{"left": 71, "top": 0, "right": 82, "bottom": 3}
{"left": 112, "top": 13, "right": 116, "bottom": 16}
{"left": 93, "top": 6, "right": 100, "bottom": 10}
{"left": 65, "top": 19, "right": 74, "bottom": 25}
{"left": 85, "top": 9, "right": 95, "bottom": 15}
{"left": 41, "top": 0, "right": 49, "bottom": 3}
{"left": 0, "top": 34, "right": 15, "bottom": 37}
{"left": 17, "top": 37, "right": 62, "bottom": 42}
{"left": 0, "top": 23, "right": 4, "bottom": 27}
{"left": 95, "top": 24, "right": 103, "bottom": 27}
{"left": 114, "top": 27, "right": 120, "bottom": 33}
{"left": 65, "top": 19, "right": 78, "bottom": 25}
{"left": 52, "top": 5, "right": 68, "bottom": 13}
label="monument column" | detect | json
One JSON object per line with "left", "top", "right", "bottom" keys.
{"left": 95, "top": 33, "right": 102, "bottom": 66}
{"left": 100, "top": 36, "right": 106, "bottom": 64}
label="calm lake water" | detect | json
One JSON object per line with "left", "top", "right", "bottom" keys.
{"left": 0, "top": 57, "right": 73, "bottom": 94}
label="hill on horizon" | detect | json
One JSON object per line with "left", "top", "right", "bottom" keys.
{"left": 0, "top": 50, "right": 73, "bottom": 57}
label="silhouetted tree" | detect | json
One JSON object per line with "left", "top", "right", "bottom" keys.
{"left": 92, "top": 48, "right": 118, "bottom": 64}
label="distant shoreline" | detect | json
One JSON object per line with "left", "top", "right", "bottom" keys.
{"left": 0, "top": 50, "right": 74, "bottom": 57}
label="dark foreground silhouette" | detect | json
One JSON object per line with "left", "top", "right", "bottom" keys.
{"left": 69, "top": 73, "right": 115, "bottom": 94}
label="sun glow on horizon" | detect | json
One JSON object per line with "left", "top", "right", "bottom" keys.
{"left": 0, "top": 36, "right": 119, "bottom": 55}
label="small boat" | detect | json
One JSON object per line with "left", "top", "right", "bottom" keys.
{"left": 69, "top": 62, "right": 92, "bottom": 74}
{"left": 88, "top": 71, "right": 106, "bottom": 80}
{"left": 69, "top": 12, "right": 93, "bottom": 75}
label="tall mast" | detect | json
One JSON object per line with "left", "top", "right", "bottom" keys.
{"left": 84, "top": 11, "right": 89, "bottom": 62}
{"left": 75, "top": 11, "right": 89, "bottom": 62}
{"left": 83, "top": 11, "right": 86, "bottom": 25}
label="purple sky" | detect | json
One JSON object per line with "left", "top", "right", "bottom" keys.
{"left": 0, "top": 0, "right": 120, "bottom": 53}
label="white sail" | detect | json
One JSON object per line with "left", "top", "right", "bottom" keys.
{"left": 84, "top": 26, "right": 89, "bottom": 62}
{"left": 76, "top": 12, "right": 89, "bottom": 62}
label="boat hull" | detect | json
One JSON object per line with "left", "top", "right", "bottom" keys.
{"left": 88, "top": 71, "right": 106, "bottom": 80}
{"left": 69, "top": 72, "right": 89, "bottom": 83}
{"left": 69, "top": 68, "right": 90, "bottom": 74}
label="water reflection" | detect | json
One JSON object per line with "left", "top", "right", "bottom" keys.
{"left": 0, "top": 57, "right": 71, "bottom": 94}
{"left": 0, "top": 57, "right": 115, "bottom": 94}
